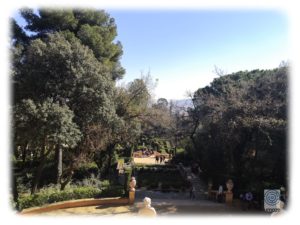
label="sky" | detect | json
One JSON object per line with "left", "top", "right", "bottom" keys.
{"left": 14, "top": 10, "right": 288, "bottom": 100}
{"left": 107, "top": 10, "right": 288, "bottom": 100}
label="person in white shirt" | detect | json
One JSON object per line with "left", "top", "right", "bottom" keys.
{"left": 216, "top": 185, "right": 224, "bottom": 202}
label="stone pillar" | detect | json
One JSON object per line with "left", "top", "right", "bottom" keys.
{"left": 129, "top": 190, "right": 135, "bottom": 204}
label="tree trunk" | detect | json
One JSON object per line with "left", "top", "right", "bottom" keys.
{"left": 60, "top": 170, "right": 73, "bottom": 191}
{"left": 107, "top": 143, "right": 116, "bottom": 176}
{"left": 31, "top": 146, "right": 51, "bottom": 195}
{"left": 31, "top": 159, "right": 45, "bottom": 194}
{"left": 56, "top": 146, "right": 63, "bottom": 184}
{"left": 12, "top": 172, "right": 19, "bottom": 211}
{"left": 21, "top": 143, "right": 29, "bottom": 163}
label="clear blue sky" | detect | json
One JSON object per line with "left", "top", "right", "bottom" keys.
{"left": 14, "top": 9, "right": 288, "bottom": 100}
{"left": 108, "top": 10, "right": 288, "bottom": 100}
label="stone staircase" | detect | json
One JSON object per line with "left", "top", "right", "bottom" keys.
{"left": 178, "top": 164, "right": 207, "bottom": 200}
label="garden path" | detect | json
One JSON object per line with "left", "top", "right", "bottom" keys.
{"left": 133, "top": 156, "right": 169, "bottom": 165}
{"left": 38, "top": 197, "right": 242, "bottom": 216}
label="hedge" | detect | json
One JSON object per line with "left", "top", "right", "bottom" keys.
{"left": 100, "top": 185, "right": 125, "bottom": 197}
{"left": 73, "top": 162, "right": 99, "bottom": 180}
{"left": 124, "top": 167, "right": 133, "bottom": 194}
{"left": 18, "top": 183, "right": 128, "bottom": 211}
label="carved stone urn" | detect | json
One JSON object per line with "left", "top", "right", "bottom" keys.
{"left": 129, "top": 177, "right": 137, "bottom": 191}
{"left": 226, "top": 179, "right": 234, "bottom": 193}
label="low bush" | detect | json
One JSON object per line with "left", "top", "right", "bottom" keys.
{"left": 18, "top": 186, "right": 101, "bottom": 210}
{"left": 100, "top": 180, "right": 110, "bottom": 188}
{"left": 100, "top": 185, "right": 125, "bottom": 197}
{"left": 73, "top": 162, "right": 99, "bottom": 180}
{"left": 135, "top": 166, "right": 189, "bottom": 191}
{"left": 75, "top": 176, "right": 103, "bottom": 189}
{"left": 18, "top": 182, "right": 128, "bottom": 211}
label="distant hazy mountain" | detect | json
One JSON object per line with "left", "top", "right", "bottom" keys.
{"left": 170, "top": 98, "right": 193, "bottom": 108}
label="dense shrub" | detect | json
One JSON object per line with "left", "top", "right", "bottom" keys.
{"left": 40, "top": 162, "right": 57, "bottom": 185}
{"left": 100, "top": 185, "right": 125, "bottom": 197}
{"left": 135, "top": 165, "right": 189, "bottom": 191}
{"left": 18, "top": 181, "right": 128, "bottom": 211}
{"left": 18, "top": 186, "right": 101, "bottom": 210}
{"left": 124, "top": 167, "right": 133, "bottom": 194}
{"left": 75, "top": 176, "right": 108, "bottom": 189}
{"left": 73, "top": 162, "right": 99, "bottom": 180}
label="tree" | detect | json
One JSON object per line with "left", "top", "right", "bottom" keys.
{"left": 13, "top": 99, "right": 81, "bottom": 193}
{"left": 11, "top": 19, "right": 29, "bottom": 46}
{"left": 154, "top": 98, "right": 168, "bottom": 110}
{"left": 20, "top": 8, "right": 125, "bottom": 80}
{"left": 189, "top": 67, "right": 287, "bottom": 194}
{"left": 12, "top": 8, "right": 125, "bottom": 192}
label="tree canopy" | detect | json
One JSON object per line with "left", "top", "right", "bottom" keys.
{"left": 189, "top": 67, "right": 288, "bottom": 193}
{"left": 11, "top": 8, "right": 126, "bottom": 194}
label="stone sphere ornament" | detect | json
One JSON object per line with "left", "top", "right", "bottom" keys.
{"left": 226, "top": 179, "right": 234, "bottom": 193}
{"left": 129, "top": 177, "right": 136, "bottom": 191}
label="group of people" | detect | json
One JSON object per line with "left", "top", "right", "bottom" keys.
{"left": 155, "top": 155, "right": 166, "bottom": 164}
{"left": 141, "top": 149, "right": 154, "bottom": 157}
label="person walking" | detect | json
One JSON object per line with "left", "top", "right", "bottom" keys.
{"left": 189, "top": 185, "right": 196, "bottom": 199}
{"left": 155, "top": 155, "right": 159, "bottom": 164}
{"left": 216, "top": 185, "right": 224, "bottom": 202}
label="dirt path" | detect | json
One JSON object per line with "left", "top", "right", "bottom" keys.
{"left": 133, "top": 157, "right": 169, "bottom": 165}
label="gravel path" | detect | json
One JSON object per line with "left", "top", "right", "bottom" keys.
{"left": 133, "top": 157, "right": 169, "bottom": 165}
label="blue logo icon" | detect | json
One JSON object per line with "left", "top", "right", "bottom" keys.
{"left": 264, "top": 189, "right": 280, "bottom": 212}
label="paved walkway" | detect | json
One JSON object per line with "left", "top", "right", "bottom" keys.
{"left": 38, "top": 189, "right": 253, "bottom": 217}
{"left": 38, "top": 197, "right": 242, "bottom": 217}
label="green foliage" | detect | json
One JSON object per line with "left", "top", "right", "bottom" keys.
{"left": 19, "top": 8, "right": 124, "bottom": 80}
{"left": 18, "top": 186, "right": 101, "bottom": 210}
{"left": 134, "top": 165, "right": 189, "bottom": 191}
{"left": 170, "top": 151, "right": 193, "bottom": 166}
{"left": 17, "top": 179, "right": 124, "bottom": 211}
{"left": 100, "top": 180, "right": 110, "bottom": 188}
{"left": 124, "top": 167, "right": 133, "bottom": 193}
{"left": 11, "top": 19, "right": 29, "bottom": 45}
{"left": 73, "top": 162, "right": 99, "bottom": 180}
{"left": 11, "top": 8, "right": 169, "bottom": 202}
{"left": 94, "top": 147, "right": 119, "bottom": 177}
{"left": 14, "top": 98, "right": 82, "bottom": 149}
{"left": 100, "top": 185, "right": 125, "bottom": 197}
{"left": 12, "top": 8, "right": 127, "bottom": 196}
{"left": 190, "top": 67, "right": 288, "bottom": 192}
